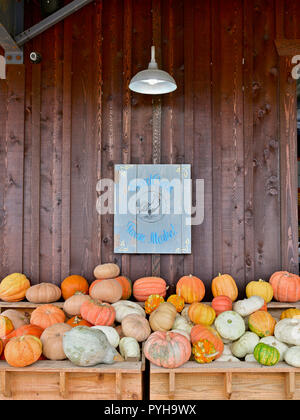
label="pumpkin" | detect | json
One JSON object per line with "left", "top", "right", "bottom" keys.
{"left": 63, "top": 292, "right": 91, "bottom": 317}
{"left": 0, "top": 315, "right": 14, "bottom": 338}
{"left": 63, "top": 326, "right": 117, "bottom": 366}
{"left": 214, "top": 311, "right": 245, "bottom": 341}
{"left": 133, "top": 277, "right": 167, "bottom": 302}
{"left": 145, "top": 294, "right": 165, "bottom": 315}
{"left": 248, "top": 311, "right": 276, "bottom": 337}
{"left": 93, "top": 263, "right": 120, "bottom": 279}
{"left": 80, "top": 298, "right": 115, "bottom": 326}
{"left": 269, "top": 271, "right": 300, "bottom": 302}
{"left": 211, "top": 295, "right": 232, "bottom": 316}
{"left": 0, "top": 309, "right": 30, "bottom": 329}
{"left": 115, "top": 325, "right": 125, "bottom": 340}
{"left": 259, "top": 336, "right": 288, "bottom": 361}
{"left": 0, "top": 273, "right": 30, "bottom": 302}
{"left": 284, "top": 346, "right": 300, "bottom": 367}
{"left": 280, "top": 308, "right": 300, "bottom": 320}
{"left": 190, "top": 325, "right": 224, "bottom": 361}
{"left": 111, "top": 300, "right": 146, "bottom": 323}
{"left": 171, "top": 329, "right": 190, "bottom": 341}
{"left": 167, "top": 294, "right": 185, "bottom": 312}
{"left": 176, "top": 275, "right": 205, "bottom": 304}
{"left": 67, "top": 316, "right": 92, "bottom": 328}
{"left": 192, "top": 340, "right": 219, "bottom": 364}
{"left": 4, "top": 335, "right": 42, "bottom": 367}
{"left": 245, "top": 279, "right": 273, "bottom": 303}
{"left": 149, "top": 302, "right": 177, "bottom": 332}
{"left": 181, "top": 305, "right": 191, "bottom": 322}
{"left": 121, "top": 314, "right": 151, "bottom": 342}
{"left": 91, "top": 326, "right": 120, "bottom": 348}
{"left": 30, "top": 304, "right": 65, "bottom": 330}
{"left": 89, "top": 279, "right": 123, "bottom": 303}
{"left": 40, "top": 323, "right": 72, "bottom": 360}
{"left": 274, "top": 318, "right": 300, "bottom": 345}
{"left": 25, "top": 283, "right": 61, "bottom": 303}
{"left": 233, "top": 296, "right": 265, "bottom": 317}
{"left": 1, "top": 324, "right": 44, "bottom": 348}
{"left": 119, "top": 337, "right": 140, "bottom": 361}
{"left": 115, "top": 276, "right": 132, "bottom": 300}
{"left": 61, "top": 275, "right": 89, "bottom": 300}
{"left": 188, "top": 302, "right": 216, "bottom": 326}
{"left": 211, "top": 273, "right": 238, "bottom": 302}
{"left": 230, "top": 332, "right": 260, "bottom": 358}
{"left": 172, "top": 314, "right": 193, "bottom": 334}
{"left": 253, "top": 342, "right": 280, "bottom": 366}
{"left": 144, "top": 331, "right": 191, "bottom": 368}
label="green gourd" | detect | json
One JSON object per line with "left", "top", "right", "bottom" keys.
{"left": 253, "top": 343, "right": 280, "bottom": 366}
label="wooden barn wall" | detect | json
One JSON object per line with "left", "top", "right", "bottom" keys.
{"left": 0, "top": 0, "right": 299, "bottom": 298}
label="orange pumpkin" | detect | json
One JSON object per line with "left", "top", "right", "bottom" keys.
{"left": 30, "top": 304, "right": 65, "bottom": 330}
{"left": 211, "top": 295, "right": 232, "bottom": 316}
{"left": 0, "top": 316, "right": 14, "bottom": 338}
{"left": 115, "top": 276, "right": 132, "bottom": 300}
{"left": 269, "top": 271, "right": 300, "bottom": 302}
{"left": 167, "top": 294, "right": 185, "bottom": 312}
{"left": 145, "top": 294, "right": 165, "bottom": 315}
{"left": 80, "top": 298, "right": 115, "bottom": 326}
{"left": 89, "top": 279, "right": 102, "bottom": 294}
{"left": 211, "top": 273, "right": 238, "bottom": 302}
{"left": 188, "top": 302, "right": 216, "bottom": 326}
{"left": 4, "top": 335, "right": 42, "bottom": 367}
{"left": 176, "top": 275, "right": 205, "bottom": 304}
{"left": 248, "top": 311, "right": 276, "bottom": 337}
{"left": 67, "top": 316, "right": 93, "bottom": 328}
{"left": 2, "top": 324, "right": 44, "bottom": 348}
{"left": 133, "top": 277, "right": 167, "bottom": 302}
{"left": 89, "top": 278, "right": 123, "bottom": 303}
{"left": 61, "top": 275, "right": 89, "bottom": 300}
{"left": 0, "top": 273, "right": 30, "bottom": 302}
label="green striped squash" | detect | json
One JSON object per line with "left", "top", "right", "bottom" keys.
{"left": 253, "top": 343, "right": 280, "bottom": 366}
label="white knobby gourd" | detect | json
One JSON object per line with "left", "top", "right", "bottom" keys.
{"left": 233, "top": 296, "right": 264, "bottom": 317}
{"left": 215, "top": 311, "right": 245, "bottom": 341}
{"left": 172, "top": 315, "right": 193, "bottom": 334}
{"left": 112, "top": 300, "right": 145, "bottom": 323}
{"left": 223, "top": 344, "right": 233, "bottom": 356}
{"left": 284, "top": 346, "right": 300, "bottom": 367}
{"left": 259, "top": 336, "right": 288, "bottom": 361}
{"left": 91, "top": 326, "right": 120, "bottom": 348}
{"left": 230, "top": 332, "right": 260, "bottom": 358}
{"left": 274, "top": 319, "right": 300, "bottom": 346}
{"left": 119, "top": 337, "right": 140, "bottom": 361}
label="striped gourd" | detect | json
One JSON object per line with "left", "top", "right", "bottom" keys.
{"left": 253, "top": 343, "right": 280, "bottom": 366}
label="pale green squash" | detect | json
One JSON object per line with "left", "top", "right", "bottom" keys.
{"left": 230, "top": 332, "right": 260, "bottom": 358}
{"left": 215, "top": 311, "right": 245, "bottom": 341}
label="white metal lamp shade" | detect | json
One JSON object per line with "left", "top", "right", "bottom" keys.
{"left": 129, "top": 46, "right": 177, "bottom": 95}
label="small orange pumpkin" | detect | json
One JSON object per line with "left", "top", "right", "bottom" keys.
{"left": 30, "top": 304, "right": 65, "bottom": 330}
{"left": 61, "top": 275, "right": 89, "bottom": 300}
{"left": 80, "top": 298, "right": 115, "bottom": 326}
{"left": 176, "top": 274, "right": 205, "bottom": 304}
{"left": 0, "top": 315, "right": 14, "bottom": 338}
{"left": 211, "top": 295, "right": 232, "bottom": 316}
{"left": 145, "top": 294, "right": 165, "bottom": 315}
{"left": 188, "top": 303, "right": 216, "bottom": 326}
{"left": 211, "top": 273, "right": 238, "bottom": 302}
{"left": 167, "top": 294, "right": 185, "bottom": 312}
{"left": 67, "top": 316, "right": 93, "bottom": 328}
{"left": 248, "top": 311, "right": 276, "bottom": 337}
{"left": 4, "top": 335, "right": 42, "bottom": 367}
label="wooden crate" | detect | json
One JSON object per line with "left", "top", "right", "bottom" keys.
{"left": 0, "top": 357, "right": 145, "bottom": 400}
{"left": 0, "top": 301, "right": 65, "bottom": 315}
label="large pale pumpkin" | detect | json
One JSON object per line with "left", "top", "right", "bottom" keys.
{"left": 269, "top": 271, "right": 300, "bottom": 302}
{"left": 80, "top": 298, "right": 115, "bottom": 326}
{"left": 211, "top": 273, "right": 238, "bottom": 302}
{"left": 121, "top": 314, "right": 151, "bottom": 342}
{"left": 214, "top": 311, "right": 245, "bottom": 341}
{"left": 176, "top": 275, "right": 205, "bottom": 304}
{"left": 61, "top": 275, "right": 89, "bottom": 300}
{"left": 149, "top": 302, "right": 177, "bottom": 332}
{"left": 245, "top": 279, "right": 273, "bottom": 303}
{"left": 40, "top": 323, "right": 72, "bottom": 360}
{"left": 190, "top": 325, "right": 224, "bottom": 362}
{"left": 0, "top": 309, "right": 30, "bottom": 329}
{"left": 133, "top": 277, "right": 167, "bottom": 301}
{"left": 4, "top": 335, "right": 42, "bottom": 367}
{"left": 111, "top": 300, "right": 146, "bottom": 323}
{"left": 0, "top": 273, "right": 30, "bottom": 302}
{"left": 188, "top": 302, "right": 216, "bottom": 326}
{"left": 93, "top": 263, "right": 120, "bottom": 279}
{"left": 248, "top": 311, "right": 276, "bottom": 337}
{"left": 25, "top": 283, "right": 61, "bottom": 303}
{"left": 30, "top": 304, "right": 65, "bottom": 330}
{"left": 89, "top": 278, "right": 123, "bottom": 303}
{"left": 144, "top": 331, "right": 191, "bottom": 369}
{"left": 63, "top": 292, "right": 91, "bottom": 317}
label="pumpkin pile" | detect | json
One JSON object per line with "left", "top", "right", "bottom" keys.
{"left": 0, "top": 268, "right": 300, "bottom": 369}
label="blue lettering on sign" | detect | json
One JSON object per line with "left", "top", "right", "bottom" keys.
{"left": 149, "top": 224, "right": 177, "bottom": 245}
{"left": 127, "top": 221, "right": 145, "bottom": 242}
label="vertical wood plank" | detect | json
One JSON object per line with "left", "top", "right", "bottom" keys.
{"left": 0, "top": 75, "right": 7, "bottom": 278}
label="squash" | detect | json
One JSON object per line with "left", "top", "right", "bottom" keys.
{"left": 253, "top": 342, "right": 280, "bottom": 366}
{"left": 144, "top": 331, "right": 191, "bottom": 368}
{"left": 245, "top": 279, "right": 273, "bottom": 303}
{"left": 61, "top": 275, "right": 89, "bottom": 300}
{"left": 63, "top": 326, "right": 117, "bottom": 366}
{"left": 181, "top": 305, "right": 191, "bottom": 322}
{"left": 149, "top": 302, "right": 177, "bottom": 332}
{"left": 171, "top": 329, "right": 190, "bottom": 341}
{"left": 274, "top": 318, "right": 300, "bottom": 345}
{"left": 80, "top": 299, "right": 115, "bottom": 326}
{"left": 245, "top": 353, "right": 258, "bottom": 363}
{"left": 119, "top": 337, "right": 140, "bottom": 361}
{"left": 115, "top": 325, "right": 125, "bottom": 340}
{"left": 211, "top": 295, "right": 232, "bottom": 316}
{"left": 248, "top": 311, "right": 276, "bottom": 337}
{"left": 67, "top": 316, "right": 92, "bottom": 328}
{"left": 1, "top": 324, "right": 44, "bottom": 348}
{"left": 172, "top": 314, "right": 193, "bottom": 334}
{"left": 133, "top": 277, "right": 167, "bottom": 301}
{"left": 211, "top": 273, "right": 238, "bottom": 302}
{"left": 4, "top": 335, "right": 42, "bottom": 367}
{"left": 0, "top": 273, "right": 30, "bottom": 302}
{"left": 93, "top": 263, "right": 120, "bottom": 279}
{"left": 214, "top": 311, "right": 245, "bottom": 341}
{"left": 284, "top": 346, "right": 300, "bottom": 368}
{"left": 233, "top": 296, "right": 265, "bottom": 317}
{"left": 91, "top": 326, "right": 120, "bottom": 348}
{"left": 30, "top": 304, "right": 65, "bottom": 330}
{"left": 89, "top": 278, "right": 123, "bottom": 303}
{"left": 188, "top": 302, "right": 216, "bottom": 326}
{"left": 111, "top": 300, "right": 146, "bottom": 323}
{"left": 192, "top": 339, "right": 220, "bottom": 364}
{"left": 25, "top": 283, "right": 61, "bottom": 303}
{"left": 145, "top": 294, "right": 165, "bottom": 315}
{"left": 190, "top": 325, "right": 224, "bottom": 361}
{"left": 215, "top": 355, "right": 240, "bottom": 362}
{"left": 280, "top": 308, "right": 300, "bottom": 320}
{"left": 176, "top": 275, "right": 205, "bottom": 304}
{"left": 0, "top": 309, "right": 30, "bottom": 329}
{"left": 0, "top": 315, "right": 14, "bottom": 338}
{"left": 40, "top": 323, "right": 72, "bottom": 360}
{"left": 121, "top": 314, "right": 151, "bottom": 342}
{"left": 0, "top": 339, "right": 3, "bottom": 357}
{"left": 230, "top": 332, "right": 260, "bottom": 358}
{"left": 115, "top": 276, "right": 132, "bottom": 300}
{"left": 259, "top": 336, "right": 288, "bottom": 361}
{"left": 63, "top": 292, "right": 91, "bottom": 317}
{"left": 167, "top": 294, "right": 185, "bottom": 313}
{"left": 269, "top": 271, "right": 300, "bottom": 302}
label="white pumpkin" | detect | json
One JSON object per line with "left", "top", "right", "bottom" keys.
{"left": 245, "top": 353, "right": 258, "bottom": 363}
{"left": 91, "top": 326, "right": 120, "bottom": 348}
{"left": 181, "top": 305, "right": 191, "bottom": 322}
{"left": 171, "top": 329, "right": 190, "bottom": 341}
{"left": 284, "top": 346, "right": 300, "bottom": 367}
{"left": 230, "top": 332, "right": 260, "bottom": 358}
{"left": 172, "top": 315, "right": 193, "bottom": 334}
{"left": 215, "top": 311, "right": 245, "bottom": 341}
{"left": 112, "top": 300, "right": 145, "bottom": 323}
{"left": 215, "top": 355, "right": 240, "bottom": 362}
{"left": 233, "top": 296, "right": 264, "bottom": 317}
{"left": 223, "top": 344, "right": 233, "bottom": 356}
{"left": 119, "top": 337, "right": 140, "bottom": 361}
{"left": 259, "top": 336, "right": 288, "bottom": 361}
{"left": 274, "top": 318, "right": 300, "bottom": 346}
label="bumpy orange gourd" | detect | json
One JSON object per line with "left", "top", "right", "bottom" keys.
{"left": 115, "top": 276, "right": 132, "bottom": 300}
{"left": 0, "top": 316, "right": 14, "bottom": 338}
{"left": 80, "top": 298, "right": 115, "bottom": 326}
{"left": 211, "top": 295, "right": 232, "bottom": 316}
{"left": 176, "top": 275, "right": 205, "bottom": 304}
{"left": 61, "top": 275, "right": 89, "bottom": 300}
{"left": 192, "top": 340, "right": 220, "bottom": 364}
{"left": 0, "top": 273, "right": 30, "bottom": 302}
{"left": 188, "top": 302, "right": 216, "bottom": 326}
{"left": 167, "top": 294, "right": 185, "bottom": 312}
{"left": 145, "top": 294, "right": 165, "bottom": 314}
{"left": 248, "top": 311, "right": 276, "bottom": 337}
{"left": 190, "top": 325, "right": 224, "bottom": 361}
{"left": 4, "top": 335, "right": 42, "bottom": 367}
{"left": 245, "top": 279, "right": 273, "bottom": 303}
{"left": 211, "top": 273, "right": 238, "bottom": 302}
{"left": 269, "top": 271, "right": 300, "bottom": 302}
{"left": 133, "top": 277, "right": 167, "bottom": 301}
{"left": 30, "top": 304, "right": 65, "bottom": 330}
{"left": 280, "top": 308, "right": 300, "bottom": 320}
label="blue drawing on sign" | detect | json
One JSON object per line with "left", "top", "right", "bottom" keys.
{"left": 127, "top": 221, "right": 146, "bottom": 242}
{"left": 150, "top": 224, "right": 177, "bottom": 245}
